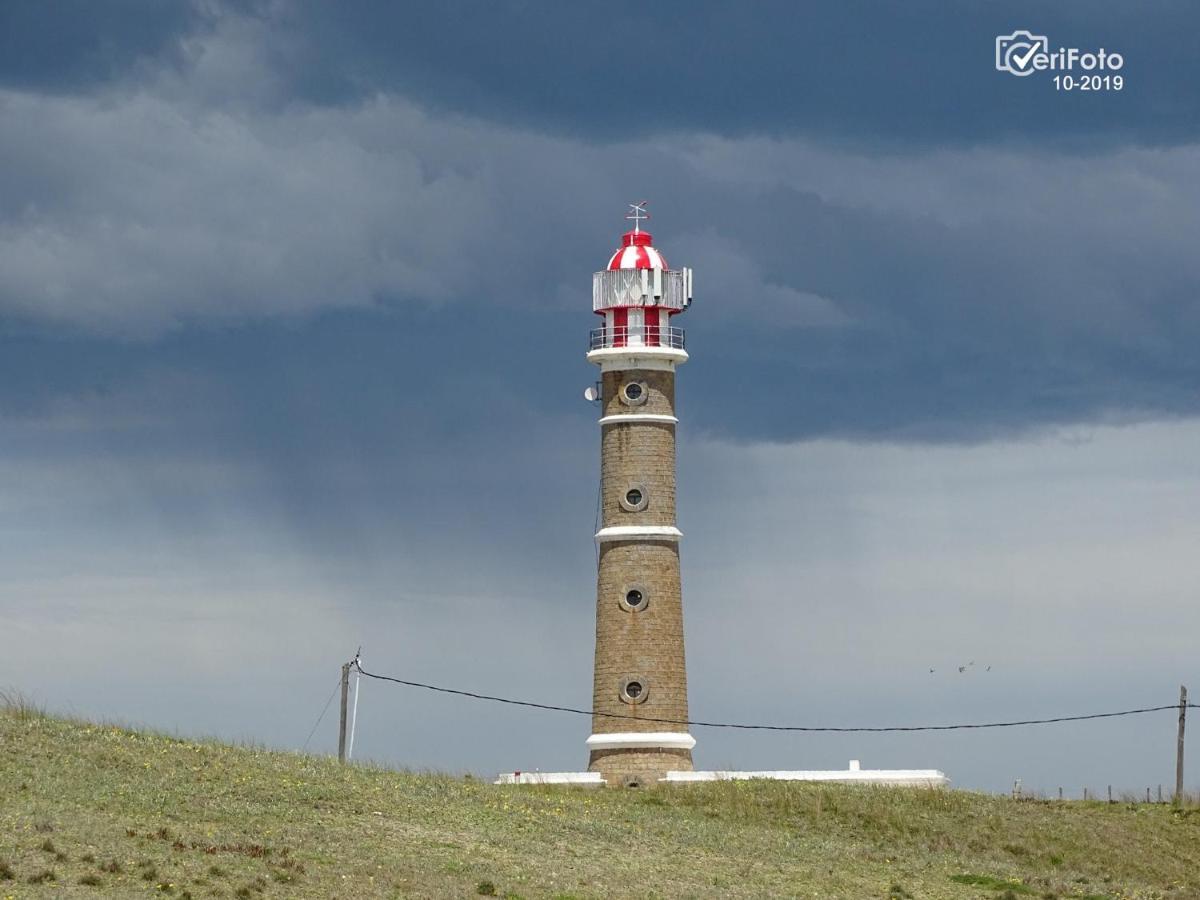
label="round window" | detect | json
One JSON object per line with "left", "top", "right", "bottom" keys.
{"left": 619, "top": 677, "right": 648, "bottom": 705}
{"left": 620, "top": 584, "right": 649, "bottom": 612}
{"left": 620, "top": 381, "right": 648, "bottom": 406}
{"left": 620, "top": 483, "right": 649, "bottom": 512}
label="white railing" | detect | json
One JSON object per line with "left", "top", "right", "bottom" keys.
{"left": 592, "top": 268, "right": 692, "bottom": 312}
{"left": 589, "top": 325, "right": 686, "bottom": 351}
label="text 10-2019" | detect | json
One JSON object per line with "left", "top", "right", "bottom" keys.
{"left": 1054, "top": 74, "right": 1123, "bottom": 91}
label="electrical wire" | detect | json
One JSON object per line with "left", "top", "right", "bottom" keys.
{"left": 353, "top": 661, "right": 1197, "bottom": 733}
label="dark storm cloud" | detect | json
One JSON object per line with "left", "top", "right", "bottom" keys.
{"left": 2, "top": 2, "right": 1197, "bottom": 441}
{"left": 3, "top": 1, "right": 1195, "bottom": 146}
{"left": 0, "top": 0, "right": 200, "bottom": 91}
{"left": 7, "top": 64, "right": 1197, "bottom": 439}
{"left": 252, "top": 0, "right": 1197, "bottom": 146}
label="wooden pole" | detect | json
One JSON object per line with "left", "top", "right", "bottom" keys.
{"left": 337, "top": 662, "right": 351, "bottom": 764}
{"left": 1176, "top": 684, "right": 1187, "bottom": 804}
{"left": 1107, "top": 785, "right": 1112, "bottom": 804}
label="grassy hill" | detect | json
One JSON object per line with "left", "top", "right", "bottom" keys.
{"left": 2, "top": 702, "right": 1199, "bottom": 899}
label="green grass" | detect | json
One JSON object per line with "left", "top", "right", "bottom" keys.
{"left": 3, "top": 703, "right": 1200, "bottom": 899}
{"left": 950, "top": 873, "right": 1036, "bottom": 893}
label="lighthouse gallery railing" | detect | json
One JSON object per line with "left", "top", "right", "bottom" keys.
{"left": 589, "top": 325, "right": 686, "bottom": 351}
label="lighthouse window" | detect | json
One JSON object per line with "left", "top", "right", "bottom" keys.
{"left": 620, "top": 381, "right": 648, "bottom": 406}
{"left": 619, "top": 677, "right": 648, "bottom": 704}
{"left": 620, "top": 586, "right": 648, "bottom": 612}
{"left": 620, "top": 483, "right": 649, "bottom": 512}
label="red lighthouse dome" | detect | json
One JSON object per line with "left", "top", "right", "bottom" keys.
{"left": 605, "top": 200, "right": 669, "bottom": 270}
{"left": 606, "top": 230, "right": 669, "bottom": 271}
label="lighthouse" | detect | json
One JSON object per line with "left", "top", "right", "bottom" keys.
{"left": 584, "top": 203, "right": 696, "bottom": 785}
{"left": 496, "top": 206, "right": 949, "bottom": 789}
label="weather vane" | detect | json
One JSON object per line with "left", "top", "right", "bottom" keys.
{"left": 625, "top": 200, "right": 650, "bottom": 233}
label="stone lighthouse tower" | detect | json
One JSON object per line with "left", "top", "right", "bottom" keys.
{"left": 497, "top": 206, "right": 949, "bottom": 790}
{"left": 585, "top": 203, "right": 695, "bottom": 785}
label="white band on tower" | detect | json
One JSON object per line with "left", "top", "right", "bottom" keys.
{"left": 598, "top": 414, "right": 678, "bottom": 426}
{"left": 586, "top": 347, "right": 688, "bottom": 372}
{"left": 586, "top": 732, "right": 697, "bottom": 751}
{"left": 595, "top": 525, "right": 682, "bottom": 542}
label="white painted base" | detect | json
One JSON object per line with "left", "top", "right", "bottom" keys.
{"left": 494, "top": 772, "right": 605, "bottom": 786}
{"left": 664, "top": 761, "right": 949, "bottom": 788}
{"left": 496, "top": 761, "right": 948, "bottom": 788}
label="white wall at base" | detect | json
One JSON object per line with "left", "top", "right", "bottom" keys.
{"left": 494, "top": 772, "right": 605, "bottom": 786}
{"left": 662, "top": 765, "right": 949, "bottom": 788}
{"left": 494, "top": 766, "right": 948, "bottom": 787}
{"left": 585, "top": 731, "right": 697, "bottom": 751}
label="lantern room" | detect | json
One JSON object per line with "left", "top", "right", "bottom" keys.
{"left": 589, "top": 206, "right": 692, "bottom": 352}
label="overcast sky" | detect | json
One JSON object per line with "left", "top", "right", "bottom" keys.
{"left": 2, "top": 1, "right": 1198, "bottom": 794}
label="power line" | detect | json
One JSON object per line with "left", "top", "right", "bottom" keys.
{"left": 354, "top": 662, "right": 1197, "bottom": 733}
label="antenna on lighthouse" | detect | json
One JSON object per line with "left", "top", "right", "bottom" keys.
{"left": 625, "top": 200, "right": 649, "bottom": 233}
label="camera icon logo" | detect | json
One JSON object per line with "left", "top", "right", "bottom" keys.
{"left": 995, "top": 30, "right": 1049, "bottom": 76}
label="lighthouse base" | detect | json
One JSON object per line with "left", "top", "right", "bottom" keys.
{"left": 584, "top": 730, "right": 696, "bottom": 785}
{"left": 588, "top": 748, "right": 693, "bottom": 786}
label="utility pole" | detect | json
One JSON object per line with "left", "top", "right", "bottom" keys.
{"left": 347, "top": 648, "right": 362, "bottom": 762}
{"left": 1176, "top": 684, "right": 1188, "bottom": 804}
{"left": 337, "top": 662, "right": 351, "bottom": 764}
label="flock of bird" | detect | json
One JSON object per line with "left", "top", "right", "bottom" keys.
{"left": 929, "top": 661, "right": 992, "bottom": 674}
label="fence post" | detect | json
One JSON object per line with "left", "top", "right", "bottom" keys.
{"left": 1176, "top": 684, "right": 1187, "bottom": 804}
{"left": 337, "top": 662, "right": 350, "bottom": 764}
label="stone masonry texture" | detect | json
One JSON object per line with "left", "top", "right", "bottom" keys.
{"left": 589, "top": 366, "right": 692, "bottom": 784}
